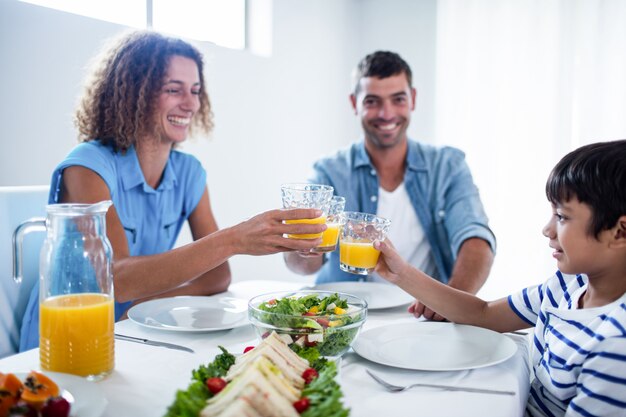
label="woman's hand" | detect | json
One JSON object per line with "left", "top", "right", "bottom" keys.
{"left": 231, "top": 208, "right": 326, "bottom": 256}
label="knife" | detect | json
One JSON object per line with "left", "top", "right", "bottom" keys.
{"left": 114, "top": 333, "right": 195, "bottom": 353}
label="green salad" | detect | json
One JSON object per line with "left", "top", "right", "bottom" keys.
{"left": 164, "top": 345, "right": 349, "bottom": 417}
{"left": 251, "top": 293, "right": 365, "bottom": 357}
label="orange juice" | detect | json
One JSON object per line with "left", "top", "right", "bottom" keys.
{"left": 40, "top": 293, "right": 114, "bottom": 379}
{"left": 285, "top": 216, "right": 326, "bottom": 239}
{"left": 339, "top": 240, "right": 381, "bottom": 270}
{"left": 313, "top": 223, "right": 342, "bottom": 252}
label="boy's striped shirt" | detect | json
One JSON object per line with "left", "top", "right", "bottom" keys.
{"left": 508, "top": 271, "right": 626, "bottom": 417}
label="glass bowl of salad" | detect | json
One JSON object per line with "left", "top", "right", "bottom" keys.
{"left": 248, "top": 290, "right": 368, "bottom": 358}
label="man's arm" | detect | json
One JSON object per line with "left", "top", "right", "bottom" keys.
{"left": 409, "top": 237, "right": 494, "bottom": 320}
{"left": 446, "top": 237, "right": 494, "bottom": 292}
{"left": 408, "top": 147, "right": 496, "bottom": 320}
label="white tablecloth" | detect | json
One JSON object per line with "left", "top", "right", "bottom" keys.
{"left": 0, "top": 280, "right": 531, "bottom": 417}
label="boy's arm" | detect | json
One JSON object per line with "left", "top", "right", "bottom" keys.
{"left": 376, "top": 240, "right": 528, "bottom": 333}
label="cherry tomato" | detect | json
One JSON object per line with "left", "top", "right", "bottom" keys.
{"left": 41, "top": 397, "right": 71, "bottom": 417}
{"left": 206, "top": 377, "right": 227, "bottom": 394}
{"left": 293, "top": 397, "right": 310, "bottom": 413}
{"left": 303, "top": 312, "right": 316, "bottom": 316}
{"left": 302, "top": 368, "right": 319, "bottom": 384}
{"left": 243, "top": 346, "right": 255, "bottom": 353}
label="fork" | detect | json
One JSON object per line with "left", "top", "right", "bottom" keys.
{"left": 366, "top": 370, "right": 515, "bottom": 396}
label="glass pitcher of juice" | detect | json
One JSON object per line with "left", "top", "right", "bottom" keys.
{"left": 14, "top": 201, "right": 115, "bottom": 381}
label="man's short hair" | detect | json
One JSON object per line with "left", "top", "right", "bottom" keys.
{"left": 546, "top": 139, "right": 626, "bottom": 237}
{"left": 352, "top": 51, "right": 413, "bottom": 95}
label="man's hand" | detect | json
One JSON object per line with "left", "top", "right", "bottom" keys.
{"left": 283, "top": 247, "right": 325, "bottom": 275}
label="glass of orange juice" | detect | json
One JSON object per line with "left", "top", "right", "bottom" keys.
{"left": 281, "top": 183, "right": 334, "bottom": 239}
{"left": 339, "top": 212, "right": 391, "bottom": 275}
{"left": 312, "top": 196, "right": 346, "bottom": 253}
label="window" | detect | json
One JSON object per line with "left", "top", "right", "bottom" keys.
{"left": 20, "top": 0, "right": 246, "bottom": 50}
{"left": 152, "top": 0, "right": 245, "bottom": 49}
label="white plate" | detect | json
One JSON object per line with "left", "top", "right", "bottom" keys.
{"left": 128, "top": 295, "right": 249, "bottom": 332}
{"left": 311, "top": 282, "right": 414, "bottom": 310}
{"left": 14, "top": 371, "right": 106, "bottom": 417}
{"left": 353, "top": 321, "right": 518, "bottom": 371}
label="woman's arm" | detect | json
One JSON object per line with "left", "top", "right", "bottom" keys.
{"left": 127, "top": 187, "right": 232, "bottom": 305}
{"left": 61, "top": 166, "right": 325, "bottom": 303}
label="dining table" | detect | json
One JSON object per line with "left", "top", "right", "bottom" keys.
{"left": 0, "top": 279, "right": 532, "bottom": 417}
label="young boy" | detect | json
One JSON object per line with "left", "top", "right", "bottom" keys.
{"left": 374, "top": 140, "right": 626, "bottom": 417}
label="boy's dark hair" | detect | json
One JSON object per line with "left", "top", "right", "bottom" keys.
{"left": 352, "top": 51, "right": 412, "bottom": 95}
{"left": 546, "top": 139, "right": 626, "bottom": 237}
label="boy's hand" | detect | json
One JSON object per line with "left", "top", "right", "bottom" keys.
{"left": 373, "top": 239, "right": 409, "bottom": 283}
{"left": 376, "top": 240, "right": 447, "bottom": 321}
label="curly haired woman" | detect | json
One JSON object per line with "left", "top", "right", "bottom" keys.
{"left": 19, "top": 31, "right": 324, "bottom": 350}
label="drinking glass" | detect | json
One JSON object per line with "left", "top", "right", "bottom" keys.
{"left": 280, "top": 183, "right": 334, "bottom": 239}
{"left": 312, "top": 196, "right": 346, "bottom": 253}
{"left": 339, "top": 212, "right": 391, "bottom": 275}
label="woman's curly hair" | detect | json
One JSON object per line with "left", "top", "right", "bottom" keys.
{"left": 75, "top": 30, "right": 213, "bottom": 151}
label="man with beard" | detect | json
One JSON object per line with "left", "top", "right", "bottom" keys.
{"left": 284, "top": 51, "right": 496, "bottom": 320}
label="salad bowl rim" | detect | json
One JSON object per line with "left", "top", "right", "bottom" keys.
{"left": 247, "top": 289, "right": 368, "bottom": 319}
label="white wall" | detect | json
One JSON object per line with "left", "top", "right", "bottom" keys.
{"left": 355, "top": 0, "right": 438, "bottom": 143}
{"left": 0, "top": 0, "right": 438, "bottom": 285}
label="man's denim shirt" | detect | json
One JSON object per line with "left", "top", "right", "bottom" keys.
{"left": 310, "top": 139, "right": 496, "bottom": 284}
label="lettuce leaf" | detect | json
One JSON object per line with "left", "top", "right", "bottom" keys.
{"left": 163, "top": 346, "right": 235, "bottom": 417}
{"left": 301, "top": 361, "right": 350, "bottom": 417}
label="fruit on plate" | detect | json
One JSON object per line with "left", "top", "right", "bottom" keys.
{"left": 0, "top": 371, "right": 69, "bottom": 417}
{"left": 0, "top": 372, "right": 24, "bottom": 416}
{"left": 20, "top": 372, "right": 60, "bottom": 410}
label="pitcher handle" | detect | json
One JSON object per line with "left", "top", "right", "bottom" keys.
{"left": 13, "top": 217, "right": 46, "bottom": 284}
